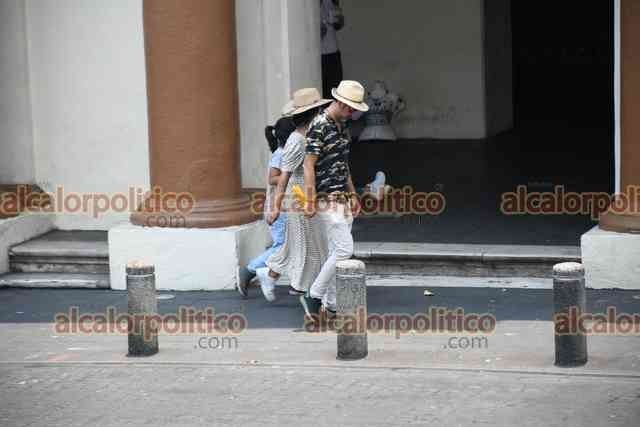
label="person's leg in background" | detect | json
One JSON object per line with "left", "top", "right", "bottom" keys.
{"left": 246, "top": 214, "right": 286, "bottom": 272}
{"left": 321, "top": 51, "right": 343, "bottom": 99}
{"left": 334, "top": 51, "right": 343, "bottom": 87}
{"left": 321, "top": 54, "right": 331, "bottom": 99}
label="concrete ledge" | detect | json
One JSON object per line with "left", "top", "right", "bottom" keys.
{"left": 366, "top": 274, "right": 553, "bottom": 289}
{"left": 355, "top": 242, "right": 484, "bottom": 261}
{"left": 582, "top": 226, "right": 640, "bottom": 290}
{"left": 0, "top": 214, "right": 55, "bottom": 274}
{"left": 481, "top": 245, "right": 580, "bottom": 262}
{"left": 108, "top": 221, "right": 269, "bottom": 291}
{"left": 354, "top": 242, "right": 580, "bottom": 278}
{"left": 354, "top": 242, "right": 580, "bottom": 262}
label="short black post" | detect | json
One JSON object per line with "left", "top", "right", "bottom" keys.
{"left": 127, "top": 262, "right": 159, "bottom": 357}
{"left": 553, "top": 262, "right": 587, "bottom": 367}
{"left": 336, "top": 260, "right": 368, "bottom": 360}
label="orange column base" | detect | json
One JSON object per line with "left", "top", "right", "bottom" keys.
{"left": 130, "top": 191, "right": 261, "bottom": 229}
{"left": 599, "top": 210, "right": 640, "bottom": 233}
{"left": 599, "top": 191, "right": 640, "bottom": 233}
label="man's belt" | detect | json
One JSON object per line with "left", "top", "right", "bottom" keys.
{"left": 318, "top": 191, "right": 352, "bottom": 204}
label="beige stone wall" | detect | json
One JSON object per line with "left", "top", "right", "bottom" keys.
{"left": 236, "top": 0, "right": 322, "bottom": 189}
{"left": 0, "top": 0, "right": 34, "bottom": 184}
{"left": 340, "top": 0, "right": 513, "bottom": 139}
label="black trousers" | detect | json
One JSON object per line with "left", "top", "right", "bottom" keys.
{"left": 321, "top": 51, "right": 343, "bottom": 99}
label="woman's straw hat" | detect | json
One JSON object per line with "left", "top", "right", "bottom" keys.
{"left": 282, "top": 88, "right": 332, "bottom": 116}
{"left": 331, "top": 80, "right": 369, "bottom": 112}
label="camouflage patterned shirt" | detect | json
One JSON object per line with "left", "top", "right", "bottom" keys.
{"left": 306, "top": 110, "right": 351, "bottom": 194}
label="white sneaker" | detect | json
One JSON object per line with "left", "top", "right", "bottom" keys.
{"left": 256, "top": 267, "right": 276, "bottom": 302}
{"left": 369, "top": 171, "right": 386, "bottom": 200}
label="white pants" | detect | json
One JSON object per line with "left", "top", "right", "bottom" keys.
{"left": 309, "top": 200, "right": 354, "bottom": 311}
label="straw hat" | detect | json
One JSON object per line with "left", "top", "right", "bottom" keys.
{"left": 282, "top": 88, "right": 332, "bottom": 116}
{"left": 331, "top": 80, "right": 369, "bottom": 112}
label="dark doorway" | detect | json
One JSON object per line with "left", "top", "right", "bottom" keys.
{"left": 511, "top": 1, "right": 614, "bottom": 129}
{"left": 507, "top": 0, "right": 615, "bottom": 192}
{"left": 350, "top": 1, "right": 614, "bottom": 246}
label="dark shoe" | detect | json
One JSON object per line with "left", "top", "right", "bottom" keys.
{"left": 299, "top": 295, "right": 322, "bottom": 318}
{"left": 237, "top": 267, "right": 255, "bottom": 299}
{"left": 322, "top": 305, "right": 336, "bottom": 320}
{"left": 288, "top": 286, "right": 306, "bottom": 296}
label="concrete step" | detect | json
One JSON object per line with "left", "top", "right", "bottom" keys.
{"left": 354, "top": 242, "right": 581, "bottom": 279}
{"left": 9, "top": 230, "right": 108, "bottom": 258}
{"left": 0, "top": 273, "right": 110, "bottom": 289}
{"left": 9, "top": 256, "right": 109, "bottom": 274}
{"left": 9, "top": 230, "right": 108, "bottom": 275}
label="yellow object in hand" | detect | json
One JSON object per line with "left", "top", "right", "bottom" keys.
{"left": 292, "top": 185, "right": 308, "bottom": 205}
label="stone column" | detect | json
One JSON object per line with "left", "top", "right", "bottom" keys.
{"left": 552, "top": 263, "right": 588, "bottom": 367}
{"left": 600, "top": 0, "right": 640, "bottom": 233}
{"left": 131, "top": 0, "right": 259, "bottom": 228}
{"left": 336, "top": 260, "right": 368, "bottom": 361}
{"left": 127, "top": 263, "right": 159, "bottom": 357}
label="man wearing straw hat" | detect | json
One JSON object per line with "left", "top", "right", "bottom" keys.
{"left": 301, "top": 80, "right": 369, "bottom": 319}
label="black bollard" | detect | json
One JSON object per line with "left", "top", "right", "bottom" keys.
{"left": 127, "top": 262, "right": 159, "bottom": 357}
{"left": 336, "top": 260, "right": 368, "bottom": 360}
{"left": 553, "top": 262, "right": 587, "bottom": 367}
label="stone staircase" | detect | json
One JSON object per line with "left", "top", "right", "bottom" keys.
{"left": 0, "top": 231, "right": 581, "bottom": 289}
{"left": 0, "top": 230, "right": 109, "bottom": 289}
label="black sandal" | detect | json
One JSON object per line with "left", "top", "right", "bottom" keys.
{"left": 288, "top": 286, "right": 306, "bottom": 296}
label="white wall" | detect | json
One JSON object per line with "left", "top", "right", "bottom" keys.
{"left": 340, "top": 0, "right": 487, "bottom": 139}
{"left": 286, "top": 0, "right": 323, "bottom": 95}
{"left": 236, "top": 0, "right": 322, "bottom": 189}
{"left": 0, "top": 0, "right": 35, "bottom": 184}
{"left": 25, "top": 0, "right": 150, "bottom": 230}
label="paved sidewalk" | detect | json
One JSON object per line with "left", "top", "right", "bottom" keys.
{"left": 1, "top": 282, "right": 639, "bottom": 426}
{"left": 2, "top": 364, "right": 639, "bottom": 427}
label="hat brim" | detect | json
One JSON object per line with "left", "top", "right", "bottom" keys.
{"left": 331, "top": 88, "right": 369, "bottom": 112}
{"left": 282, "top": 98, "right": 333, "bottom": 117}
